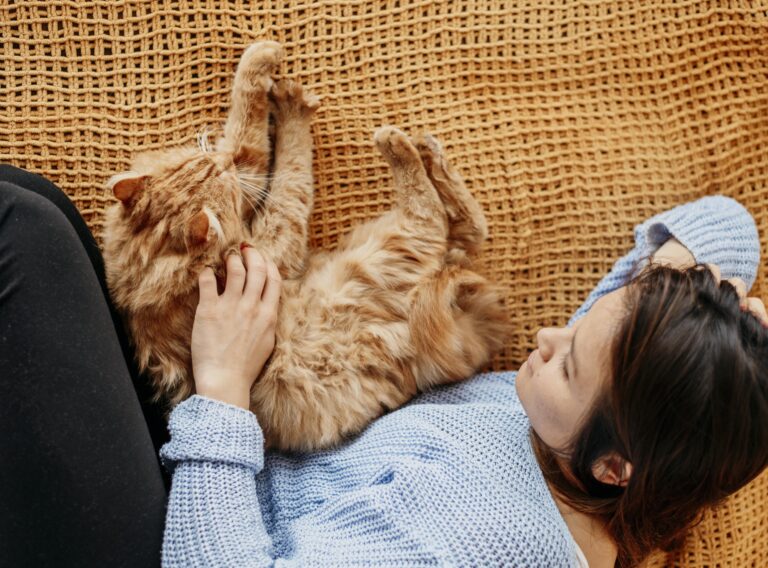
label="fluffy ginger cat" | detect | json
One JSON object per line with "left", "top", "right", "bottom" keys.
{"left": 102, "top": 42, "right": 509, "bottom": 451}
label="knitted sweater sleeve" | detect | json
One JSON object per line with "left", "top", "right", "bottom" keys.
{"left": 159, "top": 395, "right": 277, "bottom": 568}
{"left": 568, "top": 195, "right": 760, "bottom": 326}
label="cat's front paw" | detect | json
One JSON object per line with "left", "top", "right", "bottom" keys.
{"left": 236, "top": 41, "right": 284, "bottom": 90}
{"left": 270, "top": 79, "right": 321, "bottom": 121}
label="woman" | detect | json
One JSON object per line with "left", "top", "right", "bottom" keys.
{"left": 1, "top": 163, "right": 766, "bottom": 567}
{"left": 162, "top": 193, "right": 767, "bottom": 567}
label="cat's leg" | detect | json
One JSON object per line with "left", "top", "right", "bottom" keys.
{"left": 217, "top": 41, "right": 283, "bottom": 172}
{"left": 410, "top": 265, "right": 509, "bottom": 389}
{"left": 374, "top": 126, "right": 448, "bottom": 236}
{"left": 249, "top": 79, "right": 319, "bottom": 279}
{"left": 413, "top": 134, "right": 488, "bottom": 257}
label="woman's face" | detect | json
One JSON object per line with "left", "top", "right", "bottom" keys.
{"left": 516, "top": 287, "right": 627, "bottom": 452}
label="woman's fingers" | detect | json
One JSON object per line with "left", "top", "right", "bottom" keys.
{"left": 223, "top": 252, "right": 247, "bottom": 298}
{"left": 702, "top": 262, "right": 722, "bottom": 282}
{"left": 745, "top": 297, "right": 768, "bottom": 327}
{"left": 198, "top": 267, "right": 219, "bottom": 305}
{"left": 726, "top": 277, "right": 748, "bottom": 304}
{"left": 262, "top": 257, "right": 282, "bottom": 307}
{"left": 215, "top": 247, "right": 280, "bottom": 315}
{"left": 242, "top": 247, "right": 268, "bottom": 303}
{"left": 692, "top": 267, "right": 767, "bottom": 327}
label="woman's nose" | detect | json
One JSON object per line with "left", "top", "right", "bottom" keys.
{"left": 536, "top": 326, "right": 570, "bottom": 361}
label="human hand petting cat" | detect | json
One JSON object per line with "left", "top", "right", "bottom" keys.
{"left": 191, "top": 245, "right": 282, "bottom": 410}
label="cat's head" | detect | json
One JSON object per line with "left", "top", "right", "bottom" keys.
{"left": 106, "top": 143, "right": 260, "bottom": 260}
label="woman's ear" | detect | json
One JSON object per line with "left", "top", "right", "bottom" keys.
{"left": 107, "top": 172, "right": 148, "bottom": 207}
{"left": 592, "top": 452, "right": 633, "bottom": 487}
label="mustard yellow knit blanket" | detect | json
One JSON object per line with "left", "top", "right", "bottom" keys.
{"left": 2, "top": 2, "right": 766, "bottom": 565}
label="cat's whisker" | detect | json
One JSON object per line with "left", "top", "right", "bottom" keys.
{"left": 242, "top": 187, "right": 280, "bottom": 211}
{"left": 238, "top": 177, "right": 268, "bottom": 195}
{"left": 237, "top": 170, "right": 269, "bottom": 178}
{"left": 238, "top": 181, "right": 274, "bottom": 214}
{"left": 237, "top": 177, "right": 264, "bottom": 195}
{"left": 242, "top": 191, "right": 280, "bottom": 216}
{"left": 239, "top": 173, "right": 298, "bottom": 191}
{"left": 196, "top": 126, "right": 215, "bottom": 154}
{"left": 238, "top": 169, "right": 291, "bottom": 180}
{"left": 236, "top": 171, "right": 271, "bottom": 184}
{"left": 236, "top": 169, "right": 296, "bottom": 193}
{"left": 239, "top": 191, "right": 261, "bottom": 215}
{"left": 239, "top": 186, "right": 289, "bottom": 217}
{"left": 238, "top": 178, "right": 270, "bottom": 191}
{"left": 235, "top": 171, "right": 297, "bottom": 217}
{"left": 236, "top": 168, "right": 270, "bottom": 180}
{"left": 237, "top": 177, "right": 271, "bottom": 198}
{"left": 240, "top": 184, "right": 270, "bottom": 200}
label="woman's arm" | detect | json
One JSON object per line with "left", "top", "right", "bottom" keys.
{"left": 160, "top": 247, "right": 285, "bottom": 567}
{"left": 160, "top": 396, "right": 279, "bottom": 567}
{"left": 567, "top": 195, "right": 760, "bottom": 326}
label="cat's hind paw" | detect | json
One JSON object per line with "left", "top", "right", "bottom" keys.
{"left": 413, "top": 132, "right": 446, "bottom": 172}
{"left": 374, "top": 126, "right": 421, "bottom": 166}
{"left": 413, "top": 133, "right": 444, "bottom": 156}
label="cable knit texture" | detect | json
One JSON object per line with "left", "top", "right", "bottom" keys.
{"left": 160, "top": 196, "right": 760, "bottom": 567}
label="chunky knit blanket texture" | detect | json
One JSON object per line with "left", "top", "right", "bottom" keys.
{"left": 3, "top": 2, "right": 767, "bottom": 564}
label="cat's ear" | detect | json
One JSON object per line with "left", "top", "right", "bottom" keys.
{"left": 188, "top": 209, "right": 212, "bottom": 246}
{"left": 107, "top": 172, "right": 148, "bottom": 207}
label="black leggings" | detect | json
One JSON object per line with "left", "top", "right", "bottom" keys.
{"left": 0, "top": 165, "right": 168, "bottom": 568}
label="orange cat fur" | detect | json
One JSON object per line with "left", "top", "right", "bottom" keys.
{"left": 102, "top": 42, "right": 509, "bottom": 451}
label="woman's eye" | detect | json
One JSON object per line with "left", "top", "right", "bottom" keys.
{"left": 560, "top": 352, "right": 569, "bottom": 380}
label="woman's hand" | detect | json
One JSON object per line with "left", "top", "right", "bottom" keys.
{"left": 191, "top": 246, "right": 282, "bottom": 409}
{"left": 650, "top": 237, "right": 696, "bottom": 270}
{"left": 701, "top": 264, "right": 768, "bottom": 328}
{"left": 650, "top": 240, "right": 767, "bottom": 325}
{"left": 706, "top": 264, "right": 768, "bottom": 327}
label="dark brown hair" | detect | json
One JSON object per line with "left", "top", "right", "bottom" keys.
{"left": 532, "top": 264, "right": 768, "bottom": 567}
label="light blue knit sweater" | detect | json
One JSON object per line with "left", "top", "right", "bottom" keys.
{"left": 159, "top": 196, "right": 760, "bottom": 567}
